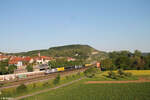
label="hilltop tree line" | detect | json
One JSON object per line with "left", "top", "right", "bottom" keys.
{"left": 9, "top": 45, "right": 94, "bottom": 60}
{"left": 48, "top": 58, "right": 84, "bottom": 69}
{"left": 101, "top": 50, "right": 150, "bottom": 70}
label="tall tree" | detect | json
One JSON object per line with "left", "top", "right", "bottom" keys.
{"left": 134, "top": 50, "right": 142, "bottom": 57}
{"left": 26, "top": 65, "right": 33, "bottom": 72}
{"left": 8, "top": 65, "right": 17, "bottom": 74}
{"left": 101, "top": 58, "right": 114, "bottom": 70}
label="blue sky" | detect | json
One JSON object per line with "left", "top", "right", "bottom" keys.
{"left": 0, "top": 0, "right": 150, "bottom": 53}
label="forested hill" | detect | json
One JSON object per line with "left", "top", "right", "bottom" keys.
{"left": 8, "top": 44, "right": 108, "bottom": 60}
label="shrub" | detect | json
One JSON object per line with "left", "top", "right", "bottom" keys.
{"left": 117, "top": 69, "right": 126, "bottom": 78}
{"left": 88, "top": 73, "right": 95, "bottom": 78}
{"left": 77, "top": 72, "right": 81, "bottom": 76}
{"left": 84, "top": 67, "right": 98, "bottom": 78}
{"left": 117, "top": 69, "right": 125, "bottom": 76}
{"left": 0, "top": 90, "right": 6, "bottom": 97}
{"left": 117, "top": 69, "right": 132, "bottom": 78}
{"left": 16, "top": 84, "right": 27, "bottom": 93}
{"left": 72, "top": 75, "right": 76, "bottom": 78}
{"left": 53, "top": 74, "right": 60, "bottom": 85}
{"left": 0, "top": 83, "right": 3, "bottom": 87}
{"left": 32, "top": 83, "right": 37, "bottom": 88}
{"left": 26, "top": 65, "right": 33, "bottom": 72}
{"left": 65, "top": 76, "right": 70, "bottom": 80}
{"left": 124, "top": 72, "right": 132, "bottom": 77}
{"left": 108, "top": 71, "right": 118, "bottom": 79}
{"left": 43, "top": 82, "right": 50, "bottom": 87}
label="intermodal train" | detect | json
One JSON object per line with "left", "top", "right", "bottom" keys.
{"left": 0, "top": 71, "right": 45, "bottom": 81}
{"left": 45, "top": 65, "right": 84, "bottom": 74}
{"left": 0, "top": 64, "right": 92, "bottom": 81}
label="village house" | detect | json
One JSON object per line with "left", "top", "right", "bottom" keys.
{"left": 22, "top": 56, "right": 34, "bottom": 64}
{"left": 9, "top": 57, "right": 23, "bottom": 67}
{"left": 0, "top": 55, "right": 9, "bottom": 61}
{"left": 9, "top": 56, "right": 34, "bottom": 67}
{"left": 7, "top": 53, "right": 53, "bottom": 73}
{"left": 67, "top": 57, "right": 76, "bottom": 62}
{"left": 34, "top": 56, "right": 52, "bottom": 64}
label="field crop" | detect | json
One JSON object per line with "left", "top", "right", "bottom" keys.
{"left": 22, "top": 80, "right": 150, "bottom": 100}
{"left": 0, "top": 72, "right": 84, "bottom": 98}
{"left": 21, "top": 70, "right": 150, "bottom": 100}
{"left": 125, "top": 70, "right": 150, "bottom": 76}
{"left": 2, "top": 70, "right": 150, "bottom": 100}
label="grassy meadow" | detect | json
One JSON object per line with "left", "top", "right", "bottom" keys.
{"left": 21, "top": 70, "right": 150, "bottom": 100}
{"left": 22, "top": 80, "right": 150, "bottom": 100}
{"left": 0, "top": 72, "right": 84, "bottom": 98}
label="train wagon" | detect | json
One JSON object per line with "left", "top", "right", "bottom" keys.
{"left": 26, "top": 71, "right": 45, "bottom": 77}
{"left": 0, "top": 76, "right": 4, "bottom": 81}
{"left": 56, "top": 67, "right": 65, "bottom": 72}
{"left": 75, "top": 65, "right": 83, "bottom": 69}
{"left": 85, "top": 64, "right": 92, "bottom": 67}
{"left": 45, "top": 68, "right": 57, "bottom": 74}
{"left": 17, "top": 74, "right": 27, "bottom": 79}
{"left": 3, "top": 74, "right": 16, "bottom": 80}
{"left": 65, "top": 66, "right": 74, "bottom": 70}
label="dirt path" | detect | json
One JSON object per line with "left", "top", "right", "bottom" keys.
{"left": 85, "top": 78, "right": 150, "bottom": 84}
{"left": 14, "top": 78, "right": 84, "bottom": 100}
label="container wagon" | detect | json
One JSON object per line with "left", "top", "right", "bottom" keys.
{"left": 56, "top": 67, "right": 65, "bottom": 72}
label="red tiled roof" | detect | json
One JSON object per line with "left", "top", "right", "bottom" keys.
{"left": 23, "top": 57, "right": 32, "bottom": 62}
{"left": 0, "top": 55, "right": 9, "bottom": 59}
{"left": 67, "top": 57, "right": 76, "bottom": 61}
{"left": 9, "top": 57, "right": 33, "bottom": 64}
{"left": 9, "top": 56, "right": 53, "bottom": 64}
{"left": 9, "top": 57, "right": 23, "bottom": 64}
{"left": 33, "top": 57, "right": 42, "bottom": 60}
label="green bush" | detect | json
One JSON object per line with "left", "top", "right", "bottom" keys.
{"left": 0, "top": 83, "right": 3, "bottom": 87}
{"left": 124, "top": 72, "right": 132, "bottom": 77}
{"left": 65, "top": 76, "right": 70, "bottom": 80}
{"left": 108, "top": 71, "right": 118, "bottom": 79}
{"left": 77, "top": 72, "right": 81, "bottom": 76}
{"left": 117, "top": 69, "right": 132, "bottom": 78}
{"left": 72, "top": 75, "right": 76, "bottom": 78}
{"left": 88, "top": 73, "right": 95, "bottom": 78}
{"left": 108, "top": 69, "right": 133, "bottom": 79}
{"left": 43, "top": 82, "right": 50, "bottom": 87}
{"left": 84, "top": 67, "right": 98, "bottom": 78}
{"left": 16, "top": 84, "right": 27, "bottom": 93}
{"left": 117, "top": 69, "right": 125, "bottom": 76}
{"left": 32, "top": 83, "right": 37, "bottom": 88}
{"left": 53, "top": 74, "right": 60, "bottom": 85}
{"left": 26, "top": 65, "right": 33, "bottom": 72}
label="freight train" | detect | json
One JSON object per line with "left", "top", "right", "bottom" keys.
{"left": 45, "top": 65, "right": 84, "bottom": 74}
{"left": 0, "top": 71, "right": 45, "bottom": 81}
{"left": 0, "top": 64, "right": 92, "bottom": 81}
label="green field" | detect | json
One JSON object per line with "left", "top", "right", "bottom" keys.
{"left": 0, "top": 72, "right": 84, "bottom": 98}
{"left": 2, "top": 70, "right": 150, "bottom": 100}
{"left": 23, "top": 79, "right": 150, "bottom": 100}
{"left": 22, "top": 70, "right": 150, "bottom": 100}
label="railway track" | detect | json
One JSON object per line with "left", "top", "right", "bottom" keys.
{"left": 0, "top": 67, "right": 88, "bottom": 89}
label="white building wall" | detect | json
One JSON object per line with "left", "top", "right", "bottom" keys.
{"left": 17, "top": 61, "right": 23, "bottom": 67}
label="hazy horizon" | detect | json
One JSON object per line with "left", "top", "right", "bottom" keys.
{"left": 0, "top": 44, "right": 149, "bottom": 54}
{"left": 1, "top": 0, "right": 150, "bottom": 53}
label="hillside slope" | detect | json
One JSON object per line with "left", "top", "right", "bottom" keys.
{"left": 9, "top": 44, "right": 108, "bottom": 60}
